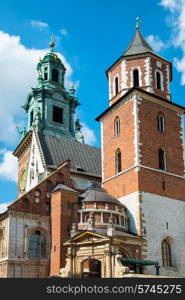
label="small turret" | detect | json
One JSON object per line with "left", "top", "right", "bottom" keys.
{"left": 36, "top": 39, "right": 66, "bottom": 88}
{"left": 75, "top": 119, "right": 84, "bottom": 144}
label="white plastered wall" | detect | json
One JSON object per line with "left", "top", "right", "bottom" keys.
{"left": 25, "top": 130, "right": 45, "bottom": 192}
{"left": 141, "top": 192, "right": 185, "bottom": 276}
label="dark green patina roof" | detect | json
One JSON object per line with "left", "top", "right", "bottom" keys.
{"left": 123, "top": 28, "right": 154, "bottom": 57}
{"left": 38, "top": 133, "right": 102, "bottom": 178}
{"left": 42, "top": 52, "right": 61, "bottom": 63}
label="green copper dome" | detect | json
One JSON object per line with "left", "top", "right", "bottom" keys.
{"left": 42, "top": 52, "right": 62, "bottom": 64}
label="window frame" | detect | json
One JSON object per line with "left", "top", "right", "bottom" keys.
{"left": 52, "top": 105, "right": 63, "bottom": 124}
{"left": 52, "top": 69, "right": 59, "bottom": 82}
{"left": 114, "top": 76, "right": 119, "bottom": 95}
{"left": 158, "top": 147, "right": 167, "bottom": 171}
{"left": 162, "top": 238, "right": 172, "bottom": 267}
{"left": 156, "top": 70, "right": 163, "bottom": 90}
{"left": 133, "top": 68, "right": 139, "bottom": 87}
{"left": 115, "top": 149, "right": 122, "bottom": 174}
{"left": 157, "top": 114, "right": 165, "bottom": 132}
{"left": 28, "top": 230, "right": 47, "bottom": 258}
{"left": 114, "top": 117, "right": 120, "bottom": 136}
{"left": 44, "top": 67, "right": 48, "bottom": 80}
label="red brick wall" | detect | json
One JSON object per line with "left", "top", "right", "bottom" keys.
{"left": 139, "top": 97, "right": 184, "bottom": 176}
{"left": 103, "top": 168, "right": 139, "bottom": 199}
{"left": 138, "top": 167, "right": 185, "bottom": 201}
{"left": 102, "top": 98, "right": 135, "bottom": 180}
{"left": 50, "top": 190, "right": 79, "bottom": 275}
{"left": 102, "top": 96, "right": 139, "bottom": 198}
{"left": 9, "top": 162, "right": 74, "bottom": 216}
{"left": 108, "top": 55, "right": 171, "bottom": 106}
{"left": 9, "top": 171, "right": 65, "bottom": 216}
{"left": 101, "top": 91, "right": 185, "bottom": 201}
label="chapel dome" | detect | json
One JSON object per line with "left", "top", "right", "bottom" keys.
{"left": 80, "top": 182, "right": 124, "bottom": 207}
{"left": 77, "top": 182, "right": 129, "bottom": 235}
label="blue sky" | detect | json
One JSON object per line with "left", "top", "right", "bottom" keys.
{"left": 0, "top": 0, "right": 185, "bottom": 207}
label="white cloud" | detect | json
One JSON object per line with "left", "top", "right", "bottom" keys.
{"left": 146, "top": 35, "right": 166, "bottom": 52}
{"left": 60, "top": 28, "right": 68, "bottom": 36}
{"left": 81, "top": 122, "right": 96, "bottom": 145}
{"left": 30, "top": 20, "right": 49, "bottom": 30}
{"left": 159, "top": 0, "right": 182, "bottom": 12}
{"left": 0, "top": 150, "right": 18, "bottom": 182}
{"left": 160, "top": 0, "right": 185, "bottom": 84}
{"left": 0, "top": 30, "right": 74, "bottom": 144}
{"left": 0, "top": 202, "right": 9, "bottom": 214}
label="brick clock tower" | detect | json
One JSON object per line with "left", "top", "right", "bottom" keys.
{"left": 97, "top": 25, "right": 185, "bottom": 276}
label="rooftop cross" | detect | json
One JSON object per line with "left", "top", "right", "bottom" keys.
{"left": 136, "top": 17, "right": 142, "bottom": 29}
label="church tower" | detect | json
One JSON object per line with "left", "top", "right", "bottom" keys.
{"left": 13, "top": 41, "right": 87, "bottom": 196}
{"left": 22, "top": 41, "right": 79, "bottom": 140}
{"left": 97, "top": 22, "right": 185, "bottom": 276}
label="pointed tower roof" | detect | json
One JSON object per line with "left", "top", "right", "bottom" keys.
{"left": 123, "top": 28, "right": 154, "bottom": 57}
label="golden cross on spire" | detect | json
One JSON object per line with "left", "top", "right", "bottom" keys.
{"left": 136, "top": 17, "right": 142, "bottom": 29}
{"left": 49, "top": 34, "right": 55, "bottom": 52}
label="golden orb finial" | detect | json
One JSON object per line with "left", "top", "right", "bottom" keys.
{"left": 49, "top": 35, "right": 55, "bottom": 51}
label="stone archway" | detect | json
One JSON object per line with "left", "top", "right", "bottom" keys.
{"left": 81, "top": 259, "right": 101, "bottom": 278}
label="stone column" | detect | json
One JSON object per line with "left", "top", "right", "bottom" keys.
{"left": 101, "top": 212, "right": 103, "bottom": 223}
{"left": 80, "top": 212, "right": 83, "bottom": 223}
{"left": 104, "top": 248, "right": 112, "bottom": 278}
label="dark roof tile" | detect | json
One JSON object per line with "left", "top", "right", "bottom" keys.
{"left": 123, "top": 29, "right": 154, "bottom": 56}
{"left": 38, "top": 134, "right": 102, "bottom": 177}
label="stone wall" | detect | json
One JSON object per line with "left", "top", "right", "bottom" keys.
{"left": 141, "top": 192, "right": 185, "bottom": 276}
{"left": 6, "top": 211, "right": 50, "bottom": 278}
{"left": 120, "top": 191, "right": 185, "bottom": 277}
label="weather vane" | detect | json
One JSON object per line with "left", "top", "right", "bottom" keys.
{"left": 49, "top": 34, "right": 55, "bottom": 52}
{"left": 136, "top": 17, "right": 142, "bottom": 29}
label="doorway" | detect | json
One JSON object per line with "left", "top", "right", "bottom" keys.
{"left": 81, "top": 259, "right": 101, "bottom": 278}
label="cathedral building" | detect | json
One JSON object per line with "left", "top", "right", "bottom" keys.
{"left": 0, "top": 24, "right": 185, "bottom": 278}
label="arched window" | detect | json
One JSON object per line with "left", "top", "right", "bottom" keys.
{"left": 115, "top": 149, "right": 122, "bottom": 174}
{"left": 115, "top": 76, "right": 119, "bottom": 95}
{"left": 113, "top": 215, "right": 120, "bottom": 225}
{"left": 52, "top": 69, "right": 59, "bottom": 82}
{"left": 156, "top": 71, "right": 162, "bottom": 90}
{"left": 30, "top": 110, "right": 33, "bottom": 127}
{"left": 157, "top": 114, "right": 165, "bottom": 132}
{"left": 84, "top": 214, "right": 89, "bottom": 223}
{"left": 44, "top": 67, "right": 48, "bottom": 80}
{"left": 162, "top": 238, "right": 172, "bottom": 266}
{"left": 133, "top": 69, "right": 139, "bottom": 87}
{"left": 159, "top": 148, "right": 166, "bottom": 171}
{"left": 28, "top": 230, "right": 46, "bottom": 258}
{"left": 114, "top": 117, "right": 120, "bottom": 136}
